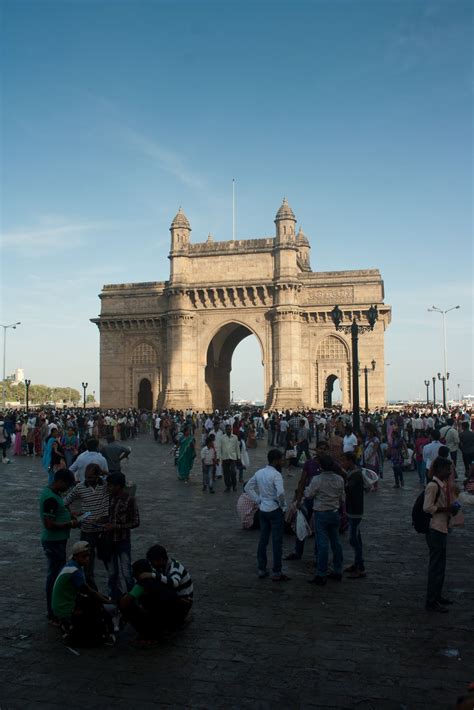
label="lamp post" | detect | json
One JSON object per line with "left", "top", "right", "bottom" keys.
{"left": 363, "top": 360, "right": 376, "bottom": 414}
{"left": 25, "top": 379, "right": 31, "bottom": 413}
{"left": 457, "top": 383, "right": 461, "bottom": 404}
{"left": 330, "top": 305, "right": 378, "bottom": 433}
{"left": 424, "top": 380, "right": 430, "bottom": 406}
{"left": 1, "top": 322, "right": 21, "bottom": 408}
{"left": 438, "top": 372, "right": 449, "bottom": 409}
{"left": 428, "top": 305, "right": 460, "bottom": 378}
{"left": 81, "top": 382, "right": 88, "bottom": 410}
{"left": 432, "top": 376, "right": 436, "bottom": 407}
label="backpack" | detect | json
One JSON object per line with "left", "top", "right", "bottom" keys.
{"left": 412, "top": 481, "right": 440, "bottom": 533}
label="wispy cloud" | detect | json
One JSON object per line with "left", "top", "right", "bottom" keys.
{"left": 122, "top": 127, "right": 206, "bottom": 190}
{"left": 1, "top": 216, "right": 121, "bottom": 252}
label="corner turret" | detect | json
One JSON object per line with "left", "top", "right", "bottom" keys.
{"left": 170, "top": 208, "right": 191, "bottom": 253}
{"left": 274, "top": 197, "right": 296, "bottom": 244}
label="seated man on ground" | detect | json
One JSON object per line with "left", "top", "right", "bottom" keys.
{"left": 120, "top": 545, "right": 193, "bottom": 646}
{"left": 51, "top": 541, "right": 114, "bottom": 646}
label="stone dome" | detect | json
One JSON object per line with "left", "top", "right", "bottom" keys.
{"left": 297, "top": 226, "right": 309, "bottom": 245}
{"left": 275, "top": 197, "right": 296, "bottom": 221}
{"left": 170, "top": 207, "right": 191, "bottom": 229}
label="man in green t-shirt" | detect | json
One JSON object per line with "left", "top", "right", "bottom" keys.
{"left": 39, "top": 469, "right": 78, "bottom": 622}
{"left": 52, "top": 541, "right": 112, "bottom": 646}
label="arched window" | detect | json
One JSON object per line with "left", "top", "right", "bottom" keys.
{"left": 316, "top": 336, "right": 347, "bottom": 361}
{"left": 131, "top": 343, "right": 157, "bottom": 365}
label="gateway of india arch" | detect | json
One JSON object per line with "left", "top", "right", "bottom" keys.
{"left": 93, "top": 199, "right": 391, "bottom": 411}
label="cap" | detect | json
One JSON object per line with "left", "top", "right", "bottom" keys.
{"left": 72, "top": 541, "right": 90, "bottom": 555}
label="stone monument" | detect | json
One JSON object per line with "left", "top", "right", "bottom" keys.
{"left": 92, "top": 199, "right": 391, "bottom": 410}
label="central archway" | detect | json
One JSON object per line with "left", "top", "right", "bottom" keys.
{"left": 138, "top": 378, "right": 153, "bottom": 410}
{"left": 205, "top": 322, "right": 264, "bottom": 411}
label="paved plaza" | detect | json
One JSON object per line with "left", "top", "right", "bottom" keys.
{"left": 0, "top": 435, "right": 473, "bottom": 710}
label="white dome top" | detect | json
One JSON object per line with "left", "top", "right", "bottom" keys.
{"left": 275, "top": 197, "right": 296, "bottom": 221}
{"left": 171, "top": 207, "right": 191, "bottom": 229}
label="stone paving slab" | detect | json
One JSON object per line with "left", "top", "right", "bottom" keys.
{"left": 0, "top": 435, "right": 472, "bottom": 709}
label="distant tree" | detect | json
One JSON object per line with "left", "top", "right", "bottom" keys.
{"left": 86, "top": 393, "right": 95, "bottom": 403}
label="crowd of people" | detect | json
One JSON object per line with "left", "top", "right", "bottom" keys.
{"left": 0, "top": 402, "right": 473, "bottom": 649}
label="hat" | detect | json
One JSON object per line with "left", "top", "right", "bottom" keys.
{"left": 72, "top": 541, "right": 90, "bottom": 555}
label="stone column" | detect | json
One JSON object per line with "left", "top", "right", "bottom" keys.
{"left": 269, "top": 300, "right": 304, "bottom": 410}
{"left": 162, "top": 289, "right": 195, "bottom": 409}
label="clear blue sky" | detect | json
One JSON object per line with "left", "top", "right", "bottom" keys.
{"left": 1, "top": 0, "right": 472, "bottom": 403}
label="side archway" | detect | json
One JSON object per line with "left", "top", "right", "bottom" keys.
{"left": 138, "top": 378, "right": 153, "bottom": 410}
{"left": 315, "top": 334, "right": 350, "bottom": 408}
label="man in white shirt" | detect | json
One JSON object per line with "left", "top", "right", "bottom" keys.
{"left": 245, "top": 449, "right": 289, "bottom": 582}
{"left": 439, "top": 418, "right": 460, "bottom": 467}
{"left": 422, "top": 430, "right": 442, "bottom": 473}
{"left": 70, "top": 439, "right": 109, "bottom": 483}
{"left": 217, "top": 424, "right": 240, "bottom": 491}
{"left": 343, "top": 426, "right": 357, "bottom": 453}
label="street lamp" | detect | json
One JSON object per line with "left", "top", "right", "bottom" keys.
{"left": 432, "top": 376, "right": 436, "bottom": 407}
{"left": 330, "top": 305, "right": 378, "bottom": 432}
{"left": 428, "top": 305, "right": 460, "bottom": 378}
{"left": 81, "top": 382, "right": 88, "bottom": 410}
{"left": 424, "top": 380, "right": 430, "bottom": 406}
{"left": 438, "top": 372, "right": 450, "bottom": 409}
{"left": 1, "top": 322, "right": 21, "bottom": 408}
{"left": 25, "top": 379, "right": 31, "bottom": 413}
{"left": 457, "top": 383, "right": 461, "bottom": 404}
{"left": 363, "top": 360, "right": 376, "bottom": 414}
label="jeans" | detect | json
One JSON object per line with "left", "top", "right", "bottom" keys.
{"left": 314, "top": 510, "right": 343, "bottom": 577}
{"left": 80, "top": 530, "right": 107, "bottom": 585}
{"left": 222, "top": 459, "right": 237, "bottom": 490}
{"left": 202, "top": 463, "right": 214, "bottom": 489}
{"left": 257, "top": 508, "right": 284, "bottom": 576}
{"left": 42, "top": 539, "right": 67, "bottom": 617}
{"left": 462, "top": 451, "right": 474, "bottom": 475}
{"left": 348, "top": 517, "right": 364, "bottom": 570}
{"left": 393, "top": 465, "right": 404, "bottom": 486}
{"left": 450, "top": 450, "right": 457, "bottom": 467}
{"left": 416, "top": 460, "right": 426, "bottom": 485}
{"left": 107, "top": 540, "right": 133, "bottom": 602}
{"left": 426, "top": 529, "right": 447, "bottom": 605}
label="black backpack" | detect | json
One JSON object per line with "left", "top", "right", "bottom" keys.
{"left": 412, "top": 481, "right": 440, "bottom": 533}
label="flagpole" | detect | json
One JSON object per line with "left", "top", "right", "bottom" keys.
{"left": 232, "top": 178, "right": 235, "bottom": 241}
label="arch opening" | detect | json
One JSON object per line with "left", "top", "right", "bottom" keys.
{"left": 205, "top": 322, "right": 263, "bottom": 411}
{"left": 138, "top": 378, "right": 153, "bottom": 410}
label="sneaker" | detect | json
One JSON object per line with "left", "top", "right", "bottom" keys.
{"left": 346, "top": 569, "right": 367, "bottom": 579}
{"left": 2, "top": 458, "right": 10, "bottom": 464}
{"left": 393, "top": 484, "right": 400, "bottom": 488}
{"left": 308, "top": 576, "right": 326, "bottom": 586}
{"left": 328, "top": 572, "right": 342, "bottom": 581}
{"left": 271, "top": 574, "right": 291, "bottom": 582}
{"left": 257, "top": 570, "right": 269, "bottom": 579}
{"left": 284, "top": 553, "right": 301, "bottom": 561}
{"left": 209, "top": 488, "right": 215, "bottom": 494}
{"left": 425, "top": 602, "right": 449, "bottom": 613}
{"left": 344, "top": 564, "right": 357, "bottom": 573}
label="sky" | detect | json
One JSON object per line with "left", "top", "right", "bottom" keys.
{"left": 1, "top": 0, "right": 472, "bottom": 404}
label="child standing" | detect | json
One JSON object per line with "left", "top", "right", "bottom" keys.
{"left": 201, "top": 435, "right": 216, "bottom": 493}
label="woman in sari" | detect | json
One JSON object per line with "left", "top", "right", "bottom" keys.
{"left": 363, "top": 425, "right": 383, "bottom": 479}
{"left": 177, "top": 426, "right": 196, "bottom": 482}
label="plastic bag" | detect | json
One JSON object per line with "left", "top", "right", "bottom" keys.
{"left": 296, "top": 510, "right": 312, "bottom": 541}
{"left": 361, "top": 467, "right": 379, "bottom": 491}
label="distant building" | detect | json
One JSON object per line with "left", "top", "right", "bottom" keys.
{"left": 7, "top": 368, "right": 25, "bottom": 385}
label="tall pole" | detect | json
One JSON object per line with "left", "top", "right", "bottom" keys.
{"left": 82, "top": 382, "right": 88, "bottom": 411}
{"left": 1, "top": 322, "right": 21, "bottom": 408}
{"left": 442, "top": 311, "right": 448, "bottom": 377}
{"left": 424, "top": 380, "right": 430, "bottom": 405}
{"left": 25, "top": 379, "right": 31, "bottom": 413}
{"left": 351, "top": 320, "right": 360, "bottom": 433}
{"left": 232, "top": 178, "right": 235, "bottom": 241}
{"left": 432, "top": 376, "right": 436, "bottom": 407}
{"left": 364, "top": 367, "right": 369, "bottom": 414}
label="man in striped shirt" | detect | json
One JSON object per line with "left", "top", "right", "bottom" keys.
{"left": 64, "top": 463, "right": 109, "bottom": 585}
{"left": 119, "top": 545, "right": 193, "bottom": 646}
